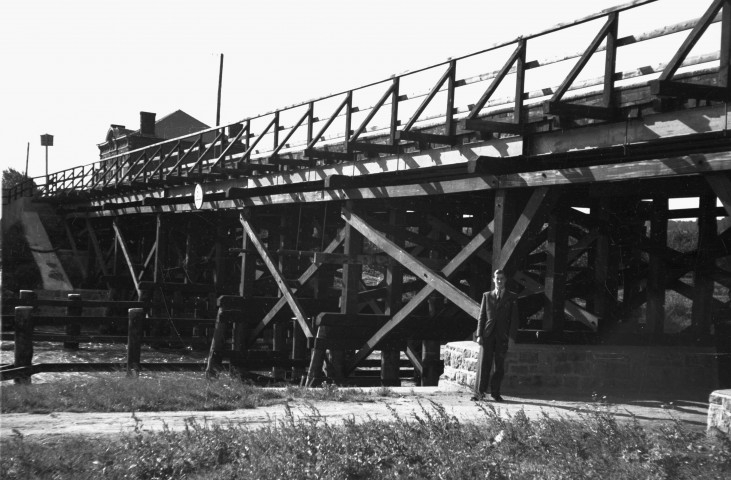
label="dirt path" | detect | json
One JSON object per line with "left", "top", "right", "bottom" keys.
{"left": 0, "top": 384, "right": 711, "bottom": 439}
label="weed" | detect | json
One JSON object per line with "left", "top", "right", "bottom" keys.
{"left": 2, "top": 399, "right": 730, "bottom": 479}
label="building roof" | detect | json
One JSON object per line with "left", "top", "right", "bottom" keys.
{"left": 99, "top": 110, "right": 210, "bottom": 147}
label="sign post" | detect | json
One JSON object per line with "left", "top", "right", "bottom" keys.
{"left": 40, "top": 134, "right": 53, "bottom": 185}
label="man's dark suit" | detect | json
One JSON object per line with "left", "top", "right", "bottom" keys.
{"left": 475, "top": 289, "right": 518, "bottom": 396}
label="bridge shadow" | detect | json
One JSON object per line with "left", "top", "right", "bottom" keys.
{"left": 499, "top": 391, "right": 709, "bottom": 427}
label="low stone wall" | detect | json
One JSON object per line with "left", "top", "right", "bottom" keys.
{"left": 708, "top": 390, "right": 731, "bottom": 434}
{"left": 442, "top": 341, "right": 720, "bottom": 399}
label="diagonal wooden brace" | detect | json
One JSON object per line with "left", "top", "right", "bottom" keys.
{"left": 704, "top": 172, "right": 731, "bottom": 217}
{"left": 247, "top": 228, "right": 345, "bottom": 346}
{"left": 112, "top": 219, "right": 141, "bottom": 298}
{"left": 239, "top": 213, "right": 314, "bottom": 339}
{"left": 343, "top": 208, "right": 480, "bottom": 318}
{"left": 343, "top": 210, "right": 495, "bottom": 373}
{"left": 494, "top": 187, "right": 561, "bottom": 274}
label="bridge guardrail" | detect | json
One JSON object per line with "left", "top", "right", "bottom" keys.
{"left": 5, "top": 0, "right": 728, "bottom": 204}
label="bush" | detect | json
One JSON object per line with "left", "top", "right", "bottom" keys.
{"left": 2, "top": 401, "right": 729, "bottom": 479}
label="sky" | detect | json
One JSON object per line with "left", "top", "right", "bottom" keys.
{"left": 0, "top": 0, "right": 718, "bottom": 180}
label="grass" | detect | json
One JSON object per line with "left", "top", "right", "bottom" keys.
{"left": 0, "top": 375, "right": 382, "bottom": 414}
{"left": 2, "top": 400, "right": 729, "bottom": 479}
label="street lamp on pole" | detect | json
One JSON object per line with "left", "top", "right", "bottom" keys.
{"left": 40, "top": 133, "right": 53, "bottom": 184}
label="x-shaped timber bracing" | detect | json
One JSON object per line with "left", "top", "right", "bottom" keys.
{"left": 245, "top": 228, "right": 346, "bottom": 347}
{"left": 239, "top": 213, "right": 316, "bottom": 340}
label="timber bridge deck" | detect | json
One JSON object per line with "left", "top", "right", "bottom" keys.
{"left": 3, "top": 0, "right": 731, "bottom": 387}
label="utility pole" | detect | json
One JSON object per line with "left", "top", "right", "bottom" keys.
{"left": 216, "top": 53, "right": 224, "bottom": 126}
{"left": 25, "top": 142, "right": 29, "bottom": 177}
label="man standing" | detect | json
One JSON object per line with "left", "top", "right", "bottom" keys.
{"left": 474, "top": 269, "right": 518, "bottom": 402}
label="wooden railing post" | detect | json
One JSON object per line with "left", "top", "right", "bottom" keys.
{"left": 14, "top": 306, "right": 34, "bottom": 384}
{"left": 127, "top": 308, "right": 144, "bottom": 376}
{"left": 64, "top": 293, "right": 82, "bottom": 350}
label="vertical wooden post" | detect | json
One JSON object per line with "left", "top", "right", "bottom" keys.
{"left": 719, "top": 0, "right": 730, "bottom": 92}
{"left": 421, "top": 341, "right": 441, "bottom": 386}
{"left": 231, "top": 311, "right": 251, "bottom": 380}
{"left": 422, "top": 221, "right": 442, "bottom": 386}
{"left": 64, "top": 293, "right": 82, "bottom": 350}
{"left": 389, "top": 77, "right": 400, "bottom": 146}
{"left": 593, "top": 197, "right": 618, "bottom": 330}
{"left": 291, "top": 317, "right": 307, "bottom": 383}
{"left": 470, "top": 208, "right": 491, "bottom": 299}
{"left": 214, "top": 295, "right": 246, "bottom": 378}
{"left": 214, "top": 221, "right": 225, "bottom": 291}
{"left": 445, "top": 60, "right": 456, "bottom": 137}
{"left": 85, "top": 228, "right": 97, "bottom": 284}
{"left": 206, "top": 304, "right": 230, "bottom": 378}
{"left": 646, "top": 197, "right": 668, "bottom": 335}
{"left": 239, "top": 217, "right": 256, "bottom": 297}
{"left": 154, "top": 214, "right": 166, "bottom": 283}
{"left": 492, "top": 189, "right": 521, "bottom": 273}
{"left": 271, "top": 214, "right": 288, "bottom": 380}
{"left": 603, "top": 13, "right": 618, "bottom": 109}
{"left": 127, "top": 308, "right": 144, "bottom": 377}
{"left": 692, "top": 194, "right": 717, "bottom": 335}
{"left": 329, "top": 201, "right": 362, "bottom": 383}
{"left": 622, "top": 205, "right": 645, "bottom": 323}
{"left": 382, "top": 209, "right": 403, "bottom": 386}
{"left": 514, "top": 40, "right": 526, "bottom": 126}
{"left": 543, "top": 210, "right": 568, "bottom": 332}
{"left": 235, "top": 214, "right": 256, "bottom": 377}
{"left": 14, "top": 306, "right": 34, "bottom": 384}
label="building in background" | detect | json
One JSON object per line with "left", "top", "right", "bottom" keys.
{"left": 98, "top": 110, "right": 211, "bottom": 160}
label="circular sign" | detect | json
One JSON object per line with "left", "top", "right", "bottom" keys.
{"left": 193, "top": 184, "right": 204, "bottom": 209}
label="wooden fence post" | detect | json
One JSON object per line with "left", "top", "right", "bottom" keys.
{"left": 64, "top": 294, "right": 82, "bottom": 350}
{"left": 14, "top": 306, "right": 34, "bottom": 384}
{"left": 127, "top": 308, "right": 144, "bottom": 376}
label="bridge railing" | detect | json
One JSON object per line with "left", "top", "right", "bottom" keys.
{"left": 5, "top": 0, "right": 729, "bottom": 203}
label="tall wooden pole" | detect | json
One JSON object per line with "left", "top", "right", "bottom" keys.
{"left": 25, "top": 142, "right": 29, "bottom": 176}
{"left": 216, "top": 53, "right": 224, "bottom": 126}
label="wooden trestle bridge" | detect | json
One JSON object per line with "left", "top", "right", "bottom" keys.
{"left": 4, "top": 0, "right": 731, "bottom": 386}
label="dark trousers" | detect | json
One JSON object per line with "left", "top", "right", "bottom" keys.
{"left": 475, "top": 336, "right": 507, "bottom": 395}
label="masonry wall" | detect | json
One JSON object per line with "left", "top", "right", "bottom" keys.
{"left": 442, "top": 341, "right": 720, "bottom": 400}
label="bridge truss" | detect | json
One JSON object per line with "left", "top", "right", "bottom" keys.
{"left": 4, "top": 0, "right": 731, "bottom": 386}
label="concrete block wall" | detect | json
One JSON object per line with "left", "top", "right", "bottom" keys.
{"left": 442, "top": 341, "right": 720, "bottom": 399}
{"left": 708, "top": 390, "right": 731, "bottom": 434}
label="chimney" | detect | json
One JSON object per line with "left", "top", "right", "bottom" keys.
{"left": 140, "top": 111, "right": 156, "bottom": 136}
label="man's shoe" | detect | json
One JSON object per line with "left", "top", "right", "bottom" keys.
{"left": 470, "top": 393, "right": 484, "bottom": 401}
{"left": 491, "top": 393, "right": 504, "bottom": 402}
